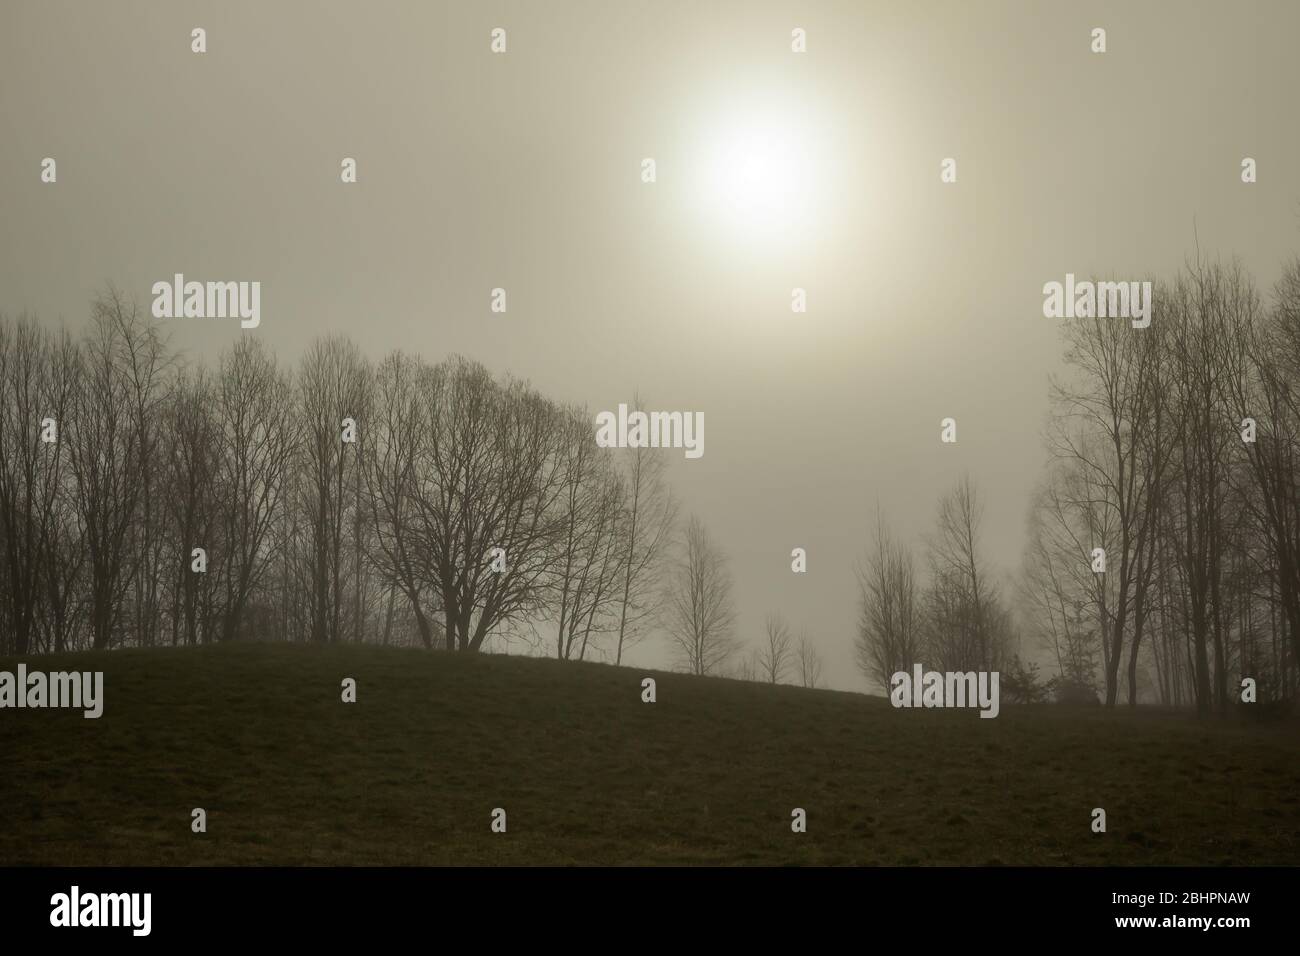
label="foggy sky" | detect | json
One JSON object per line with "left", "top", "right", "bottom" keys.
{"left": 3, "top": 0, "right": 1298, "bottom": 689}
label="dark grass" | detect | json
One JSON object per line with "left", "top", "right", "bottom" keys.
{"left": 1, "top": 642, "right": 1298, "bottom": 865}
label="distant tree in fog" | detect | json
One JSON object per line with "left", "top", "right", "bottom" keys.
{"left": 854, "top": 506, "right": 920, "bottom": 691}
{"left": 611, "top": 394, "right": 678, "bottom": 665}
{"left": 664, "top": 515, "right": 737, "bottom": 676}
{"left": 796, "top": 634, "right": 822, "bottom": 689}
{"left": 759, "top": 610, "right": 793, "bottom": 684}
{"left": 923, "top": 476, "right": 1010, "bottom": 672}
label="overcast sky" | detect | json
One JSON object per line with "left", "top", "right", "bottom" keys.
{"left": 3, "top": 0, "right": 1298, "bottom": 688}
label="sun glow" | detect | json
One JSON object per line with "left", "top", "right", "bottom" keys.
{"left": 694, "top": 101, "right": 826, "bottom": 245}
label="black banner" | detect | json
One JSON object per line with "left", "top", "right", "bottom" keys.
{"left": 0, "top": 866, "right": 1280, "bottom": 942}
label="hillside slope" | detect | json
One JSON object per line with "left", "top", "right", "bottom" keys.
{"left": 1, "top": 643, "right": 1297, "bottom": 865}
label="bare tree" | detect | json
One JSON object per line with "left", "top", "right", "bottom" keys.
{"left": 550, "top": 408, "right": 627, "bottom": 660}
{"left": 215, "top": 338, "right": 295, "bottom": 643}
{"left": 797, "top": 634, "right": 823, "bottom": 689}
{"left": 161, "top": 368, "right": 220, "bottom": 645}
{"left": 39, "top": 329, "right": 83, "bottom": 654}
{"left": 1220, "top": 257, "right": 1300, "bottom": 686}
{"left": 1020, "top": 481, "right": 1102, "bottom": 695}
{"left": 1161, "top": 262, "right": 1243, "bottom": 715}
{"left": 758, "top": 610, "right": 793, "bottom": 684}
{"left": 736, "top": 650, "right": 759, "bottom": 682}
{"left": 68, "top": 291, "right": 149, "bottom": 649}
{"left": 116, "top": 292, "right": 173, "bottom": 649}
{"left": 362, "top": 351, "right": 440, "bottom": 649}
{"left": 297, "top": 337, "right": 371, "bottom": 644}
{"left": 924, "top": 476, "right": 1008, "bottom": 672}
{"left": 611, "top": 394, "right": 678, "bottom": 665}
{"left": 1048, "top": 300, "right": 1165, "bottom": 706}
{"left": 664, "top": 515, "right": 737, "bottom": 676}
{"left": 854, "top": 506, "right": 921, "bottom": 691}
{"left": 412, "top": 358, "right": 567, "bottom": 652}
{"left": 0, "top": 318, "right": 77, "bottom": 654}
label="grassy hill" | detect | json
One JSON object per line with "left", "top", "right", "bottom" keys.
{"left": 1, "top": 642, "right": 1298, "bottom": 865}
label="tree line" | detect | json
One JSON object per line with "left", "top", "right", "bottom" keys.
{"left": 0, "top": 289, "right": 692, "bottom": 666}
{"left": 853, "top": 478, "right": 1016, "bottom": 695}
{"left": 11, "top": 252, "right": 1299, "bottom": 715}
{"left": 856, "top": 255, "right": 1300, "bottom": 716}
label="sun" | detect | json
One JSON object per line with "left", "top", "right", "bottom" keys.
{"left": 692, "top": 100, "right": 825, "bottom": 247}
{"left": 707, "top": 126, "right": 808, "bottom": 230}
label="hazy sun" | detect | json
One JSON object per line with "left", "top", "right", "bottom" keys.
{"left": 692, "top": 98, "right": 826, "bottom": 247}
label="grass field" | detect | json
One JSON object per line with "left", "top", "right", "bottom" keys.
{"left": 1, "top": 642, "right": 1298, "bottom": 865}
